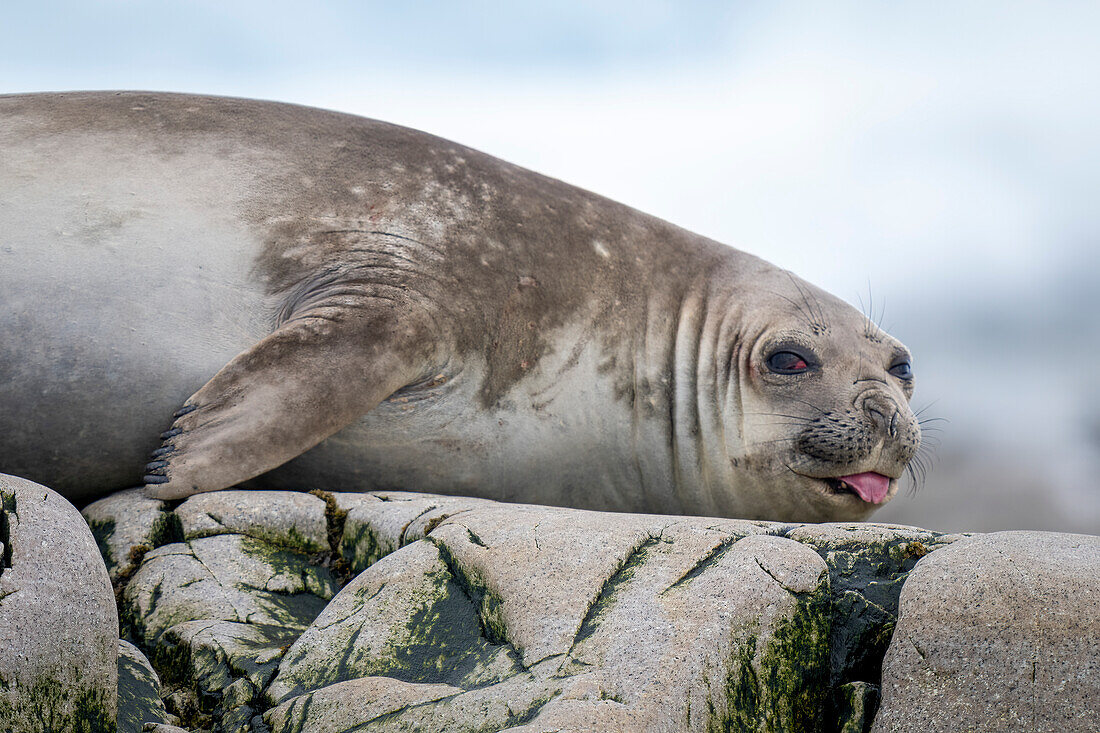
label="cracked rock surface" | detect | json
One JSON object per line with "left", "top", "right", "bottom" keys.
{"left": 873, "top": 530, "right": 1100, "bottom": 733}
{"left": 117, "top": 638, "right": 169, "bottom": 733}
{"left": 63, "top": 484, "right": 1100, "bottom": 732}
{"left": 0, "top": 474, "right": 118, "bottom": 732}
{"left": 123, "top": 532, "right": 339, "bottom": 731}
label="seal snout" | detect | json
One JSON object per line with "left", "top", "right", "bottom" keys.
{"left": 792, "top": 387, "right": 919, "bottom": 504}
{"left": 853, "top": 389, "right": 921, "bottom": 460}
{"left": 857, "top": 391, "right": 901, "bottom": 438}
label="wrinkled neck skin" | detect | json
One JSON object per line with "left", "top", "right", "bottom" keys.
{"left": 631, "top": 258, "right": 918, "bottom": 523}
{"left": 622, "top": 264, "right": 734, "bottom": 517}
{"left": 629, "top": 258, "right": 758, "bottom": 519}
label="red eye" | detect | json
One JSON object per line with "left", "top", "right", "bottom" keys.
{"left": 767, "top": 351, "right": 810, "bottom": 374}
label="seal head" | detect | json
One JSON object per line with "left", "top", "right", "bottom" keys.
{"left": 715, "top": 267, "right": 920, "bottom": 521}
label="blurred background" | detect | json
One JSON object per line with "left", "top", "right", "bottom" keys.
{"left": 4, "top": 1, "right": 1097, "bottom": 533}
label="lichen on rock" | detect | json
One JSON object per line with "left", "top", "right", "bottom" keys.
{"left": 43, "top": 482, "right": 1097, "bottom": 733}
{"left": 120, "top": 513, "right": 340, "bottom": 730}
{"left": 116, "top": 639, "right": 169, "bottom": 733}
{"left": 0, "top": 474, "right": 118, "bottom": 733}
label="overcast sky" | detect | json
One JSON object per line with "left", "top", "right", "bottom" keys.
{"left": 5, "top": 2, "right": 1099, "bottom": 528}
{"left": 5, "top": 1, "right": 1099, "bottom": 301}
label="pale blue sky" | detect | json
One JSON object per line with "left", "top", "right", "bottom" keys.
{"left": 5, "top": 2, "right": 1099, "bottom": 529}
{"left": 3, "top": 2, "right": 746, "bottom": 77}
{"left": 5, "top": 1, "right": 1097, "bottom": 299}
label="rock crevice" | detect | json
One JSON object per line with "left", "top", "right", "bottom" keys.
{"left": 42, "top": 482, "right": 1098, "bottom": 733}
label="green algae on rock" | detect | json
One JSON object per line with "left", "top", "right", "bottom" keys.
{"left": 65, "top": 486, "right": 1098, "bottom": 732}
{"left": 0, "top": 474, "right": 118, "bottom": 733}
{"left": 116, "top": 639, "right": 169, "bottom": 733}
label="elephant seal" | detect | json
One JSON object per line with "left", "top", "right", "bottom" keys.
{"left": 0, "top": 92, "right": 920, "bottom": 522}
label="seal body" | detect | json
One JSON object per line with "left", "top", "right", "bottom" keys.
{"left": 0, "top": 92, "right": 920, "bottom": 521}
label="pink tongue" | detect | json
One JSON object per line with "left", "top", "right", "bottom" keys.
{"left": 839, "top": 472, "right": 891, "bottom": 504}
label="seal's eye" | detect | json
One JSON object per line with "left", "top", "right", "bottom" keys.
{"left": 766, "top": 351, "right": 810, "bottom": 374}
{"left": 889, "top": 361, "right": 913, "bottom": 380}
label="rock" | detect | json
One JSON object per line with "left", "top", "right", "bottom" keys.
{"left": 265, "top": 676, "right": 463, "bottom": 732}
{"left": 0, "top": 473, "right": 118, "bottom": 732}
{"left": 267, "top": 499, "right": 832, "bottom": 731}
{"left": 65, "top": 485, "right": 1096, "bottom": 732}
{"left": 82, "top": 487, "right": 178, "bottom": 582}
{"left": 872, "top": 531, "right": 1100, "bottom": 732}
{"left": 117, "top": 640, "right": 169, "bottom": 733}
{"left": 425, "top": 504, "right": 674, "bottom": 666}
{"left": 338, "top": 492, "right": 495, "bottom": 574}
{"left": 141, "top": 725, "right": 190, "bottom": 733}
{"left": 266, "top": 674, "right": 563, "bottom": 733}
{"left": 175, "top": 489, "right": 328, "bottom": 554}
{"left": 126, "top": 534, "right": 336, "bottom": 642}
{"left": 784, "top": 522, "right": 965, "bottom": 721}
{"left": 545, "top": 531, "right": 831, "bottom": 732}
{"left": 267, "top": 540, "right": 525, "bottom": 703}
{"left": 834, "top": 681, "right": 878, "bottom": 733}
{"left": 123, "top": 532, "right": 338, "bottom": 730}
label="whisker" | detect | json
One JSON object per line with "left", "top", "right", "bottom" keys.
{"left": 787, "top": 272, "right": 828, "bottom": 333}
{"left": 859, "top": 285, "right": 876, "bottom": 339}
{"left": 902, "top": 430, "right": 941, "bottom": 493}
{"left": 858, "top": 291, "right": 869, "bottom": 336}
{"left": 786, "top": 397, "right": 830, "bottom": 415}
{"left": 772, "top": 291, "right": 818, "bottom": 333}
{"left": 742, "top": 411, "right": 815, "bottom": 421}
{"left": 742, "top": 437, "right": 798, "bottom": 449}
{"left": 801, "top": 278, "right": 826, "bottom": 328}
{"left": 747, "top": 423, "right": 811, "bottom": 431}
{"left": 809, "top": 287, "right": 829, "bottom": 330}
{"left": 913, "top": 401, "right": 940, "bottom": 418}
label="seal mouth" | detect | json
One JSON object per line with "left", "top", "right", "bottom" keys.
{"left": 820, "top": 472, "right": 893, "bottom": 505}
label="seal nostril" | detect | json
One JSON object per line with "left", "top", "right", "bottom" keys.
{"left": 867, "top": 407, "right": 887, "bottom": 431}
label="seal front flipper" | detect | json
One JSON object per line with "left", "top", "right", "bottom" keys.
{"left": 143, "top": 300, "right": 442, "bottom": 500}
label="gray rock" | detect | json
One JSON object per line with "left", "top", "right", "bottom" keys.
{"left": 117, "top": 639, "right": 169, "bottom": 733}
{"left": 338, "top": 491, "right": 495, "bottom": 574}
{"left": 265, "top": 676, "right": 462, "bottom": 732}
{"left": 124, "top": 532, "right": 338, "bottom": 730}
{"left": 175, "top": 489, "right": 328, "bottom": 554}
{"left": 784, "top": 522, "right": 964, "bottom": 720}
{"left": 82, "top": 486, "right": 177, "bottom": 582}
{"left": 267, "top": 539, "right": 525, "bottom": 704}
{"left": 76, "top": 486, "right": 1094, "bottom": 732}
{"left": 546, "top": 530, "right": 830, "bottom": 731}
{"left": 872, "top": 530, "right": 1100, "bottom": 732}
{"left": 266, "top": 674, "right": 563, "bottom": 733}
{"left": 426, "top": 504, "right": 674, "bottom": 667}
{"left": 126, "top": 534, "right": 337, "bottom": 643}
{"left": 0, "top": 473, "right": 118, "bottom": 732}
{"left": 267, "top": 499, "right": 830, "bottom": 732}
{"left": 329, "top": 491, "right": 384, "bottom": 513}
